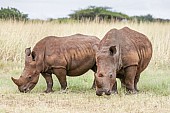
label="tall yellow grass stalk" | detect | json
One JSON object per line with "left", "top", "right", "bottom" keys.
{"left": 0, "top": 20, "right": 170, "bottom": 69}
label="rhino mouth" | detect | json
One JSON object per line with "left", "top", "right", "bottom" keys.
{"left": 96, "top": 90, "right": 103, "bottom": 96}
{"left": 96, "top": 89, "right": 111, "bottom": 96}
{"left": 19, "top": 83, "right": 36, "bottom": 93}
{"left": 19, "top": 87, "right": 30, "bottom": 93}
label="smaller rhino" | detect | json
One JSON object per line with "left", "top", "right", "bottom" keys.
{"left": 95, "top": 27, "right": 152, "bottom": 96}
{"left": 11, "top": 34, "right": 100, "bottom": 93}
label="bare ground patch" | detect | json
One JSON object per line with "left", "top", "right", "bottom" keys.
{"left": 0, "top": 92, "right": 170, "bottom": 113}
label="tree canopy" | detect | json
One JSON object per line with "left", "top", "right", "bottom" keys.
{"left": 131, "top": 14, "right": 154, "bottom": 22}
{"left": 69, "top": 6, "right": 129, "bottom": 21}
{"left": 0, "top": 7, "right": 28, "bottom": 21}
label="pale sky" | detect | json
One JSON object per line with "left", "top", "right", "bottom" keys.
{"left": 0, "top": 0, "right": 170, "bottom": 19}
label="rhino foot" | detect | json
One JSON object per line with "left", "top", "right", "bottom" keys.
{"left": 91, "top": 86, "right": 96, "bottom": 90}
{"left": 59, "top": 88, "right": 68, "bottom": 94}
{"left": 112, "top": 90, "right": 118, "bottom": 94}
{"left": 44, "top": 89, "right": 54, "bottom": 93}
{"left": 125, "top": 89, "right": 138, "bottom": 95}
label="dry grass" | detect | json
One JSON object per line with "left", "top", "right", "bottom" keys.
{"left": 0, "top": 20, "right": 170, "bottom": 113}
{"left": 0, "top": 20, "right": 170, "bottom": 69}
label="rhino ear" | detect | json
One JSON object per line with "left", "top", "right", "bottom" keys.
{"left": 93, "top": 44, "right": 99, "bottom": 52}
{"left": 25, "top": 47, "right": 31, "bottom": 56}
{"left": 31, "top": 51, "right": 36, "bottom": 61}
{"left": 109, "top": 46, "right": 117, "bottom": 56}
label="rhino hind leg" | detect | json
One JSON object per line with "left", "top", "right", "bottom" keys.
{"left": 124, "top": 66, "right": 138, "bottom": 94}
{"left": 112, "top": 80, "right": 118, "bottom": 94}
{"left": 119, "top": 77, "right": 126, "bottom": 90}
{"left": 53, "top": 68, "right": 67, "bottom": 91}
{"left": 41, "top": 72, "right": 54, "bottom": 93}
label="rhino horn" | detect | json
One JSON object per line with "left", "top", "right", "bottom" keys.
{"left": 11, "top": 77, "right": 21, "bottom": 86}
{"left": 25, "top": 47, "right": 31, "bottom": 56}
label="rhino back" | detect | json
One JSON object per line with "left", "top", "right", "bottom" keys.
{"left": 100, "top": 27, "right": 152, "bottom": 72}
{"left": 33, "top": 34, "right": 100, "bottom": 76}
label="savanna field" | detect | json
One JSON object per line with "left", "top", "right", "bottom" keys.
{"left": 0, "top": 20, "right": 170, "bottom": 113}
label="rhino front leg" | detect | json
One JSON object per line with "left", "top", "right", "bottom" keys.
{"left": 41, "top": 72, "right": 54, "bottom": 93}
{"left": 134, "top": 74, "right": 140, "bottom": 92}
{"left": 91, "top": 65, "right": 97, "bottom": 89}
{"left": 53, "top": 68, "right": 67, "bottom": 92}
{"left": 124, "top": 66, "right": 137, "bottom": 94}
{"left": 91, "top": 78, "right": 96, "bottom": 89}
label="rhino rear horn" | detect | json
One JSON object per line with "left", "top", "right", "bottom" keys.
{"left": 11, "top": 77, "right": 21, "bottom": 86}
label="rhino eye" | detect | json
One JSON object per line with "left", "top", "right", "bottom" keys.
{"left": 28, "top": 76, "right": 32, "bottom": 80}
{"left": 98, "top": 73, "right": 103, "bottom": 77}
{"left": 109, "top": 74, "right": 113, "bottom": 78}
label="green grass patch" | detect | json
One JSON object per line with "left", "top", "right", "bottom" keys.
{"left": 1, "top": 68, "right": 169, "bottom": 96}
{"left": 138, "top": 69, "right": 170, "bottom": 96}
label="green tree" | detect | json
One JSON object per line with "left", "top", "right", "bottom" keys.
{"left": 0, "top": 7, "right": 28, "bottom": 21}
{"left": 69, "top": 6, "right": 129, "bottom": 21}
{"left": 131, "top": 14, "right": 154, "bottom": 22}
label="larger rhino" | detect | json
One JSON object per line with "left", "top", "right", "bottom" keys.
{"left": 95, "top": 27, "right": 152, "bottom": 96}
{"left": 11, "top": 34, "right": 100, "bottom": 93}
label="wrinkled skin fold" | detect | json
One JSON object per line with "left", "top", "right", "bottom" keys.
{"left": 12, "top": 34, "right": 100, "bottom": 93}
{"left": 95, "top": 27, "right": 152, "bottom": 96}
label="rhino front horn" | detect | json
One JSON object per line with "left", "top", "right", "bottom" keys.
{"left": 11, "top": 77, "right": 20, "bottom": 86}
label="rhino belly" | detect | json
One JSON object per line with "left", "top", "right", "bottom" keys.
{"left": 67, "top": 57, "right": 95, "bottom": 76}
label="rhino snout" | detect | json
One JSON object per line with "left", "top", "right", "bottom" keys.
{"left": 96, "top": 89, "right": 111, "bottom": 96}
{"left": 105, "top": 89, "right": 111, "bottom": 95}
{"left": 96, "top": 90, "right": 103, "bottom": 96}
{"left": 19, "top": 85, "right": 31, "bottom": 93}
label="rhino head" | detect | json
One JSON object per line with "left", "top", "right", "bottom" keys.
{"left": 95, "top": 46, "right": 118, "bottom": 96}
{"left": 11, "top": 48, "right": 40, "bottom": 93}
